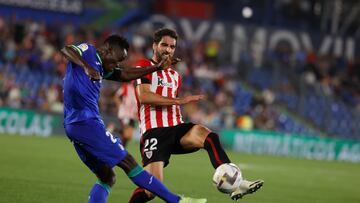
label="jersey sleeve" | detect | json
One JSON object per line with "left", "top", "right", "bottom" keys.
{"left": 134, "top": 59, "right": 153, "bottom": 86}
{"left": 70, "top": 43, "right": 99, "bottom": 71}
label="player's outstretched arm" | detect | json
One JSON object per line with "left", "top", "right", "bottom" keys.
{"left": 136, "top": 84, "right": 204, "bottom": 106}
{"left": 104, "top": 65, "right": 160, "bottom": 82}
{"left": 104, "top": 57, "right": 181, "bottom": 82}
{"left": 60, "top": 45, "right": 101, "bottom": 80}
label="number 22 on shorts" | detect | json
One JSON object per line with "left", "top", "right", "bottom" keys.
{"left": 144, "top": 138, "right": 158, "bottom": 152}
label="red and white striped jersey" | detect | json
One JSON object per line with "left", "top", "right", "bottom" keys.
{"left": 115, "top": 83, "right": 138, "bottom": 120}
{"left": 134, "top": 59, "right": 183, "bottom": 135}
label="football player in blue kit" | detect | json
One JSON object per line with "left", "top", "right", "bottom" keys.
{"left": 61, "top": 34, "right": 206, "bottom": 203}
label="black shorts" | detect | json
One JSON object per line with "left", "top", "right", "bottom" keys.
{"left": 140, "top": 122, "right": 199, "bottom": 167}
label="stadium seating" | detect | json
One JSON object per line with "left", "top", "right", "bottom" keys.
{"left": 0, "top": 0, "right": 359, "bottom": 139}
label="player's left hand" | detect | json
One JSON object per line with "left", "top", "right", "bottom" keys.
{"left": 178, "top": 95, "right": 205, "bottom": 105}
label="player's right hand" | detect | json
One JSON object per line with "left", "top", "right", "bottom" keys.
{"left": 178, "top": 95, "right": 204, "bottom": 105}
{"left": 84, "top": 65, "right": 101, "bottom": 81}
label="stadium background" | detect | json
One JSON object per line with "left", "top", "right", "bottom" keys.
{"left": 0, "top": 0, "right": 360, "bottom": 202}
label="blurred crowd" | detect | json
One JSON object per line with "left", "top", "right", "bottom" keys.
{"left": 0, "top": 14, "right": 358, "bottom": 137}
{"left": 0, "top": 15, "right": 281, "bottom": 132}
{"left": 0, "top": 16, "right": 106, "bottom": 112}
{"left": 244, "top": 40, "right": 360, "bottom": 138}
{"left": 0, "top": 16, "right": 63, "bottom": 111}
{"left": 269, "top": 42, "right": 360, "bottom": 109}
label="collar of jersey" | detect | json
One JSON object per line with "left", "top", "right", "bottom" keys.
{"left": 150, "top": 58, "right": 171, "bottom": 71}
{"left": 96, "top": 52, "right": 103, "bottom": 65}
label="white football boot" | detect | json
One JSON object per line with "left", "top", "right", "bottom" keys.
{"left": 179, "top": 196, "right": 207, "bottom": 203}
{"left": 230, "top": 179, "right": 264, "bottom": 201}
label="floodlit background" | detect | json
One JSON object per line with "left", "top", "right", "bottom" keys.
{"left": 0, "top": 0, "right": 360, "bottom": 203}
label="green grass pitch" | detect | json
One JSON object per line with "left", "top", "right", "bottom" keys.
{"left": 1, "top": 134, "right": 360, "bottom": 203}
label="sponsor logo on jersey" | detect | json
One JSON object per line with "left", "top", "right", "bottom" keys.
{"left": 157, "top": 77, "right": 174, "bottom": 88}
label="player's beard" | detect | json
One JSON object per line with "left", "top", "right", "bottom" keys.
{"left": 156, "top": 51, "right": 171, "bottom": 62}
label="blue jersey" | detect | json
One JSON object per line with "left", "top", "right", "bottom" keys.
{"left": 63, "top": 43, "right": 104, "bottom": 125}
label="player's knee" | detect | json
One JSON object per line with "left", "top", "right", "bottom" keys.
{"left": 97, "top": 167, "right": 117, "bottom": 187}
{"left": 99, "top": 173, "right": 116, "bottom": 187}
{"left": 108, "top": 170, "right": 117, "bottom": 187}
{"left": 194, "top": 125, "right": 211, "bottom": 137}
{"left": 109, "top": 174, "right": 116, "bottom": 187}
{"left": 118, "top": 153, "right": 138, "bottom": 174}
{"left": 184, "top": 124, "right": 211, "bottom": 147}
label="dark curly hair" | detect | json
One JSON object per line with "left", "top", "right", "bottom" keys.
{"left": 104, "top": 34, "right": 130, "bottom": 51}
{"left": 153, "top": 28, "right": 178, "bottom": 45}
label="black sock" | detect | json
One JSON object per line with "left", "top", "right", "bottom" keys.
{"left": 128, "top": 188, "right": 155, "bottom": 203}
{"left": 204, "top": 132, "right": 231, "bottom": 168}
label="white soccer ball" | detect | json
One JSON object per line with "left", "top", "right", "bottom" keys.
{"left": 212, "top": 163, "right": 242, "bottom": 194}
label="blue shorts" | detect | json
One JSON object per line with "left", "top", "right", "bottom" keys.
{"left": 65, "top": 118, "right": 128, "bottom": 173}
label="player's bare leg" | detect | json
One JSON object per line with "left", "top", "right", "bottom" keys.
{"left": 180, "top": 124, "right": 210, "bottom": 149}
{"left": 95, "top": 166, "right": 117, "bottom": 187}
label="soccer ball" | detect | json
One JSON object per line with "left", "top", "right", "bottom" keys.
{"left": 212, "top": 163, "right": 242, "bottom": 193}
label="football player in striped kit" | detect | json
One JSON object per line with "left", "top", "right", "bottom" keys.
{"left": 128, "top": 28, "right": 263, "bottom": 202}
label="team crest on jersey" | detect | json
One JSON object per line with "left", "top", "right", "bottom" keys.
{"left": 145, "top": 151, "right": 153, "bottom": 159}
{"left": 77, "top": 43, "right": 89, "bottom": 52}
